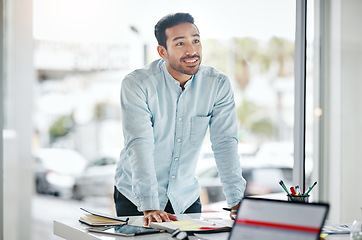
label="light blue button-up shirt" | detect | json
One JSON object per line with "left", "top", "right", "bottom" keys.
{"left": 115, "top": 59, "right": 246, "bottom": 214}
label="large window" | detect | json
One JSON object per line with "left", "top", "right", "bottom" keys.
{"left": 31, "top": 0, "right": 309, "bottom": 204}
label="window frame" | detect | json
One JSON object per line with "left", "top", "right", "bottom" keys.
{"left": 293, "top": 0, "right": 308, "bottom": 193}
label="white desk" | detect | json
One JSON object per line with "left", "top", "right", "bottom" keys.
{"left": 54, "top": 212, "right": 350, "bottom": 240}
{"left": 54, "top": 219, "right": 174, "bottom": 240}
{"left": 54, "top": 212, "right": 232, "bottom": 240}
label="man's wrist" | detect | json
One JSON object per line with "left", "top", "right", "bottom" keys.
{"left": 143, "top": 210, "right": 159, "bottom": 214}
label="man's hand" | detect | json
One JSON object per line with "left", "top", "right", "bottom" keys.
{"left": 230, "top": 203, "right": 240, "bottom": 220}
{"left": 143, "top": 210, "right": 178, "bottom": 226}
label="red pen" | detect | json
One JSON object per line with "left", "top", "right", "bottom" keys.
{"left": 290, "top": 187, "right": 297, "bottom": 195}
{"left": 199, "top": 226, "right": 220, "bottom": 230}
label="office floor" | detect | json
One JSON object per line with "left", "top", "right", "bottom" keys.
{"left": 32, "top": 194, "right": 114, "bottom": 240}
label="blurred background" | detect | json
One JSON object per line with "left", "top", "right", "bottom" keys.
{"left": 3, "top": 0, "right": 362, "bottom": 239}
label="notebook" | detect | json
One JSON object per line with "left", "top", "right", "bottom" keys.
{"left": 228, "top": 197, "right": 329, "bottom": 240}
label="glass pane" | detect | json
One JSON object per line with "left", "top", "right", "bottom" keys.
{"left": 194, "top": 0, "right": 297, "bottom": 206}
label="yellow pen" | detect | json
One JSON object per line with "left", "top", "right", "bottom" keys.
{"left": 295, "top": 186, "right": 300, "bottom": 195}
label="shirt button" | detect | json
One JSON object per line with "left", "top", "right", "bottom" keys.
{"left": 171, "top": 175, "right": 175, "bottom": 179}
{"left": 177, "top": 138, "right": 181, "bottom": 142}
{"left": 178, "top": 117, "right": 182, "bottom": 121}
{"left": 138, "top": 203, "right": 141, "bottom": 207}
{"left": 174, "top": 81, "right": 178, "bottom": 84}
{"left": 174, "top": 157, "right": 178, "bottom": 161}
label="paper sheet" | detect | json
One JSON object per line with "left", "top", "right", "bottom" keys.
{"left": 194, "top": 232, "right": 230, "bottom": 240}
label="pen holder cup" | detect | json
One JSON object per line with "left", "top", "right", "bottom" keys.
{"left": 287, "top": 195, "right": 309, "bottom": 203}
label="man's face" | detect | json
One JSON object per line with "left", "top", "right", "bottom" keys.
{"left": 160, "top": 22, "right": 202, "bottom": 80}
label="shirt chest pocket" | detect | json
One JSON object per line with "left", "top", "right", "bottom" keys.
{"left": 190, "top": 115, "right": 211, "bottom": 144}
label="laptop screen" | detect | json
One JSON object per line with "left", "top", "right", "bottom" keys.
{"left": 228, "top": 197, "right": 329, "bottom": 240}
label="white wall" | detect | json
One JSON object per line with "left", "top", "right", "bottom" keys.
{"left": 0, "top": 0, "right": 4, "bottom": 236}
{"left": 339, "top": 0, "right": 362, "bottom": 222}
{"left": 3, "top": 0, "right": 34, "bottom": 239}
{"left": 318, "top": 0, "right": 362, "bottom": 223}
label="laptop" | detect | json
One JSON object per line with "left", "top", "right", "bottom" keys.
{"left": 228, "top": 197, "right": 329, "bottom": 240}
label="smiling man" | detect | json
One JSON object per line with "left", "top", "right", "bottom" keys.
{"left": 157, "top": 21, "right": 201, "bottom": 87}
{"left": 114, "top": 13, "right": 246, "bottom": 226}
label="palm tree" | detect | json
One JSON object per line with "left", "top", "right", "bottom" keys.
{"left": 234, "top": 38, "right": 259, "bottom": 91}
{"left": 236, "top": 100, "right": 275, "bottom": 141}
{"left": 266, "top": 37, "right": 294, "bottom": 78}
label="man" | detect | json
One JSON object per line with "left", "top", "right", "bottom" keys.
{"left": 114, "top": 12, "right": 246, "bottom": 226}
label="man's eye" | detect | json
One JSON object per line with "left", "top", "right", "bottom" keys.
{"left": 194, "top": 39, "right": 200, "bottom": 44}
{"left": 176, "top": 42, "right": 184, "bottom": 46}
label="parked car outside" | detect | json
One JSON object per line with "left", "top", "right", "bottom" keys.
{"left": 196, "top": 142, "right": 258, "bottom": 175}
{"left": 255, "top": 141, "right": 313, "bottom": 174}
{"left": 72, "top": 154, "right": 118, "bottom": 200}
{"left": 197, "top": 141, "right": 312, "bottom": 205}
{"left": 34, "top": 148, "right": 88, "bottom": 198}
{"left": 198, "top": 161, "right": 295, "bottom": 204}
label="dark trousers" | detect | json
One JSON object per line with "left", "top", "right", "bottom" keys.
{"left": 113, "top": 186, "right": 202, "bottom": 216}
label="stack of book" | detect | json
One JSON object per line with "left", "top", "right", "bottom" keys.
{"left": 79, "top": 208, "right": 129, "bottom": 227}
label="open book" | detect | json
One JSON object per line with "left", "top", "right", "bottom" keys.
{"left": 79, "top": 208, "right": 129, "bottom": 227}
{"left": 149, "top": 218, "right": 233, "bottom": 233}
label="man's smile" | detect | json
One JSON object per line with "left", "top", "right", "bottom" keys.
{"left": 182, "top": 56, "right": 200, "bottom": 66}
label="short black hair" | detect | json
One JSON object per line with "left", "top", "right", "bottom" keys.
{"left": 154, "top": 13, "right": 197, "bottom": 49}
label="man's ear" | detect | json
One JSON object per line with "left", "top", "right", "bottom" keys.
{"left": 157, "top": 45, "right": 167, "bottom": 59}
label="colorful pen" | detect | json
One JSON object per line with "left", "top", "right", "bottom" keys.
{"left": 290, "top": 187, "right": 297, "bottom": 195}
{"left": 279, "top": 180, "right": 290, "bottom": 195}
{"left": 304, "top": 181, "right": 317, "bottom": 196}
{"left": 295, "top": 186, "right": 300, "bottom": 195}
